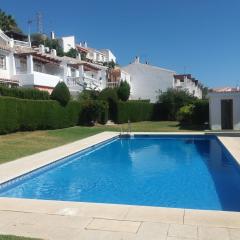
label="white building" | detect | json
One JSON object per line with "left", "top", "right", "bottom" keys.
{"left": 76, "top": 42, "right": 116, "bottom": 64}
{"left": 174, "top": 74, "right": 202, "bottom": 99}
{"left": 209, "top": 87, "right": 240, "bottom": 130}
{"left": 107, "top": 67, "right": 131, "bottom": 88}
{"left": 122, "top": 57, "right": 203, "bottom": 102}
{"left": 58, "top": 36, "right": 75, "bottom": 53}
{"left": 122, "top": 57, "right": 176, "bottom": 102}
{"left": 0, "top": 29, "right": 107, "bottom": 95}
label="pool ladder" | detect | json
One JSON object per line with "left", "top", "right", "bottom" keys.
{"left": 120, "top": 120, "right": 132, "bottom": 136}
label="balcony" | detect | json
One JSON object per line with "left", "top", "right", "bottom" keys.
{"left": 107, "top": 81, "right": 120, "bottom": 88}
{"left": 14, "top": 40, "right": 31, "bottom": 48}
{"left": 14, "top": 71, "right": 61, "bottom": 88}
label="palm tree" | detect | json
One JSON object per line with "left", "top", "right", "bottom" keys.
{"left": 0, "top": 9, "right": 21, "bottom": 32}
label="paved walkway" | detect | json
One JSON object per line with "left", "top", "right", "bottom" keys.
{"left": 0, "top": 198, "right": 240, "bottom": 240}
{"left": 0, "top": 132, "right": 240, "bottom": 239}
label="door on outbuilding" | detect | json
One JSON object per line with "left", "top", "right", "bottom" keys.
{"left": 221, "top": 99, "right": 233, "bottom": 130}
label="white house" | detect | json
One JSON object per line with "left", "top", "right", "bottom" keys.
{"left": 122, "top": 57, "right": 203, "bottom": 102}
{"left": 122, "top": 57, "right": 176, "bottom": 102}
{"left": 208, "top": 87, "right": 240, "bottom": 130}
{"left": 107, "top": 67, "right": 131, "bottom": 88}
{"left": 58, "top": 36, "right": 75, "bottom": 53}
{"left": 0, "top": 29, "right": 107, "bottom": 95}
{"left": 174, "top": 74, "right": 202, "bottom": 99}
{"left": 76, "top": 42, "right": 116, "bottom": 64}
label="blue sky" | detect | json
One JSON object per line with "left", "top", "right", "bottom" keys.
{"left": 1, "top": 0, "right": 240, "bottom": 87}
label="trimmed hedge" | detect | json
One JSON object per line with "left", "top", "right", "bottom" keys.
{"left": 0, "top": 86, "right": 50, "bottom": 100}
{"left": 116, "top": 101, "right": 154, "bottom": 123}
{"left": 79, "top": 100, "right": 108, "bottom": 126}
{"left": 0, "top": 97, "right": 80, "bottom": 134}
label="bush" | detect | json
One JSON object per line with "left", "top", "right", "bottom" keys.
{"left": 0, "top": 86, "right": 50, "bottom": 100}
{"left": 158, "top": 88, "right": 196, "bottom": 120}
{"left": 79, "top": 100, "right": 108, "bottom": 126}
{"left": 78, "top": 90, "right": 99, "bottom": 101}
{"left": 116, "top": 100, "right": 154, "bottom": 123}
{"left": 177, "top": 104, "right": 195, "bottom": 124}
{"left": 0, "top": 97, "right": 81, "bottom": 134}
{"left": 192, "top": 100, "right": 209, "bottom": 125}
{"left": 117, "top": 81, "right": 130, "bottom": 101}
{"left": 177, "top": 100, "right": 209, "bottom": 126}
{"left": 51, "top": 82, "right": 70, "bottom": 106}
{"left": 98, "top": 88, "right": 118, "bottom": 122}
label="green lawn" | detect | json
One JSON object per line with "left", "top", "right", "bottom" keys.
{"left": 0, "top": 235, "right": 40, "bottom": 240}
{"left": 0, "top": 121, "right": 201, "bottom": 164}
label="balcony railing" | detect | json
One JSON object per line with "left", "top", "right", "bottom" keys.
{"left": 14, "top": 40, "right": 31, "bottom": 47}
{"left": 107, "top": 81, "right": 120, "bottom": 88}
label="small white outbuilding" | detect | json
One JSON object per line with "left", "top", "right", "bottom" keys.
{"left": 208, "top": 87, "right": 240, "bottom": 130}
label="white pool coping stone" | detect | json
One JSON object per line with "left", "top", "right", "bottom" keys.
{"left": 0, "top": 131, "right": 240, "bottom": 240}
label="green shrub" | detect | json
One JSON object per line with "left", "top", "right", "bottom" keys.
{"left": 116, "top": 100, "right": 154, "bottom": 123}
{"left": 177, "top": 100, "right": 209, "bottom": 126}
{"left": 177, "top": 104, "right": 195, "bottom": 124}
{"left": 192, "top": 100, "right": 209, "bottom": 125}
{"left": 158, "top": 88, "right": 196, "bottom": 120}
{"left": 51, "top": 82, "right": 70, "bottom": 106}
{"left": 79, "top": 100, "right": 108, "bottom": 126}
{"left": 98, "top": 88, "right": 118, "bottom": 122}
{"left": 0, "top": 86, "right": 50, "bottom": 100}
{"left": 78, "top": 90, "right": 99, "bottom": 101}
{"left": 117, "top": 81, "right": 130, "bottom": 101}
{"left": 0, "top": 97, "right": 80, "bottom": 134}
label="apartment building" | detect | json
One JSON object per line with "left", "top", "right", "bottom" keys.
{"left": 0, "top": 29, "right": 107, "bottom": 94}
{"left": 122, "top": 57, "right": 203, "bottom": 102}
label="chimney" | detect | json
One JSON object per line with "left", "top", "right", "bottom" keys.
{"left": 50, "top": 31, "right": 55, "bottom": 40}
{"left": 39, "top": 44, "right": 45, "bottom": 53}
{"left": 51, "top": 49, "right": 57, "bottom": 56}
{"left": 79, "top": 42, "right": 82, "bottom": 47}
{"left": 83, "top": 41, "right": 87, "bottom": 48}
{"left": 134, "top": 56, "right": 140, "bottom": 63}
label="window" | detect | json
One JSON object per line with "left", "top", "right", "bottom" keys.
{"left": 0, "top": 55, "right": 6, "bottom": 70}
{"left": 71, "top": 68, "right": 76, "bottom": 77}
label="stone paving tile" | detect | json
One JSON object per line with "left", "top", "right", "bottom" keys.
{"left": 125, "top": 205, "right": 184, "bottom": 224}
{"left": 86, "top": 218, "right": 141, "bottom": 233}
{"left": 184, "top": 209, "right": 240, "bottom": 228}
{"left": 0, "top": 211, "right": 22, "bottom": 228}
{"left": 168, "top": 224, "right": 197, "bottom": 239}
{"left": 229, "top": 228, "right": 240, "bottom": 240}
{"left": 198, "top": 226, "right": 230, "bottom": 240}
{"left": 167, "top": 237, "right": 197, "bottom": 240}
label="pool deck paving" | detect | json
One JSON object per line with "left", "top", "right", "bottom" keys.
{"left": 0, "top": 131, "right": 240, "bottom": 240}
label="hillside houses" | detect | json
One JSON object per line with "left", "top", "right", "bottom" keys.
{"left": 0, "top": 29, "right": 203, "bottom": 101}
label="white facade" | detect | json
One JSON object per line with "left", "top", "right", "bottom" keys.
{"left": 209, "top": 90, "right": 240, "bottom": 130}
{"left": 0, "top": 29, "right": 107, "bottom": 95}
{"left": 59, "top": 36, "right": 75, "bottom": 53}
{"left": 122, "top": 58, "right": 175, "bottom": 102}
{"left": 174, "top": 74, "right": 202, "bottom": 98}
{"left": 100, "top": 49, "right": 116, "bottom": 63}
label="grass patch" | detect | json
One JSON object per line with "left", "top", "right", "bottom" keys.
{"left": 0, "top": 235, "right": 41, "bottom": 240}
{"left": 0, "top": 121, "right": 200, "bottom": 164}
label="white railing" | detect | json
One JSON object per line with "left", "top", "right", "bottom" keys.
{"left": 107, "top": 81, "right": 120, "bottom": 88}
{"left": 14, "top": 40, "right": 31, "bottom": 47}
{"left": 66, "top": 76, "right": 84, "bottom": 87}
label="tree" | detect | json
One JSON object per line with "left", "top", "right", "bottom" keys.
{"left": 103, "top": 60, "right": 115, "bottom": 69}
{"left": 117, "top": 81, "right": 130, "bottom": 101}
{"left": 65, "top": 48, "right": 78, "bottom": 58}
{"left": 0, "top": 9, "right": 21, "bottom": 33}
{"left": 78, "top": 90, "right": 99, "bottom": 101}
{"left": 158, "top": 88, "right": 196, "bottom": 120}
{"left": 51, "top": 82, "right": 70, "bottom": 106}
{"left": 98, "top": 88, "right": 118, "bottom": 121}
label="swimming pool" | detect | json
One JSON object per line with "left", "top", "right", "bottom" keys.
{"left": 1, "top": 135, "right": 240, "bottom": 211}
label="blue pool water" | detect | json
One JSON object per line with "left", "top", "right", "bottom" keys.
{"left": 1, "top": 135, "right": 240, "bottom": 211}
